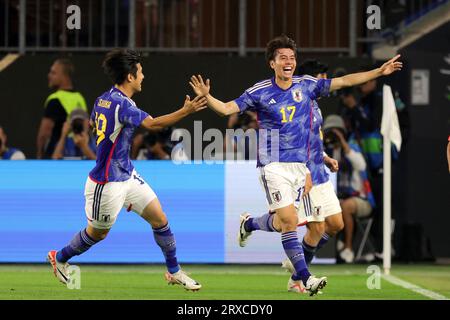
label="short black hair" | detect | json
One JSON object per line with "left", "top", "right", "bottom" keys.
{"left": 298, "top": 59, "right": 328, "bottom": 77}
{"left": 102, "top": 49, "right": 142, "bottom": 85}
{"left": 54, "top": 58, "right": 75, "bottom": 78}
{"left": 265, "top": 35, "right": 297, "bottom": 65}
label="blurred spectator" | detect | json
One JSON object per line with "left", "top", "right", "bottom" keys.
{"left": 52, "top": 109, "right": 96, "bottom": 160}
{"left": 323, "top": 115, "right": 376, "bottom": 263}
{"left": 0, "top": 126, "right": 26, "bottom": 160}
{"left": 136, "top": 129, "right": 171, "bottom": 160}
{"left": 36, "top": 58, "right": 87, "bottom": 159}
{"left": 298, "top": 59, "right": 328, "bottom": 79}
{"left": 337, "top": 64, "right": 404, "bottom": 172}
{"left": 338, "top": 64, "right": 408, "bottom": 254}
{"left": 134, "top": 127, "right": 189, "bottom": 161}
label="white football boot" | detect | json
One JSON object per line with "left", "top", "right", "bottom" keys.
{"left": 238, "top": 213, "right": 252, "bottom": 247}
{"left": 282, "top": 258, "right": 326, "bottom": 295}
{"left": 165, "top": 269, "right": 202, "bottom": 291}
{"left": 304, "top": 275, "right": 327, "bottom": 296}
{"left": 47, "top": 250, "right": 70, "bottom": 285}
{"left": 287, "top": 277, "right": 306, "bottom": 293}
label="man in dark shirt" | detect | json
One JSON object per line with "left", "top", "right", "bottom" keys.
{"left": 36, "top": 58, "right": 87, "bottom": 159}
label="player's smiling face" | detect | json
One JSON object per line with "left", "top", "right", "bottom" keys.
{"left": 130, "top": 63, "right": 144, "bottom": 92}
{"left": 270, "top": 48, "right": 296, "bottom": 81}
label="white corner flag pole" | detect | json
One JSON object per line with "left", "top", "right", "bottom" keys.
{"left": 382, "top": 126, "right": 392, "bottom": 275}
{"left": 381, "top": 85, "right": 402, "bottom": 276}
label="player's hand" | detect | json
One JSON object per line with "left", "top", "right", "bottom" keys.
{"left": 189, "top": 75, "right": 211, "bottom": 97}
{"left": 379, "top": 54, "right": 403, "bottom": 76}
{"left": 324, "top": 156, "right": 339, "bottom": 172}
{"left": 182, "top": 95, "right": 208, "bottom": 114}
{"left": 303, "top": 173, "right": 313, "bottom": 198}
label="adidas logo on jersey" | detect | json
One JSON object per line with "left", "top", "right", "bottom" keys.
{"left": 269, "top": 98, "right": 277, "bottom": 104}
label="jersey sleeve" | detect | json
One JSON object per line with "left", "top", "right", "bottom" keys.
{"left": 119, "top": 100, "right": 150, "bottom": 128}
{"left": 233, "top": 90, "right": 258, "bottom": 113}
{"left": 308, "top": 78, "right": 331, "bottom": 100}
{"left": 90, "top": 100, "right": 97, "bottom": 123}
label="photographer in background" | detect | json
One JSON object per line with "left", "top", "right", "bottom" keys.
{"left": 133, "top": 127, "right": 190, "bottom": 161}
{"left": 322, "top": 115, "right": 376, "bottom": 263}
{"left": 0, "top": 126, "right": 26, "bottom": 160}
{"left": 52, "top": 109, "right": 96, "bottom": 160}
{"left": 136, "top": 128, "right": 172, "bottom": 160}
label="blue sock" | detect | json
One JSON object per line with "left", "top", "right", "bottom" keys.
{"left": 281, "top": 231, "right": 311, "bottom": 285}
{"left": 153, "top": 224, "right": 180, "bottom": 274}
{"left": 302, "top": 238, "right": 317, "bottom": 265}
{"left": 317, "top": 233, "right": 330, "bottom": 250}
{"left": 56, "top": 229, "right": 99, "bottom": 263}
{"left": 244, "top": 213, "right": 276, "bottom": 232}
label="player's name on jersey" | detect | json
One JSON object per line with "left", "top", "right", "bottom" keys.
{"left": 97, "top": 99, "right": 111, "bottom": 109}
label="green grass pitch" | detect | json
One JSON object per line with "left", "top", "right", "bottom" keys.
{"left": 1, "top": 264, "right": 449, "bottom": 300}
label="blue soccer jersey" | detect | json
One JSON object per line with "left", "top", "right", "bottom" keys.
{"left": 234, "top": 75, "right": 331, "bottom": 166}
{"left": 308, "top": 102, "right": 329, "bottom": 185}
{"left": 89, "top": 87, "right": 149, "bottom": 183}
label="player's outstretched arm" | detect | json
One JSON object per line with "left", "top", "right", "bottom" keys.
{"left": 330, "top": 54, "right": 403, "bottom": 92}
{"left": 141, "top": 95, "right": 207, "bottom": 131}
{"left": 190, "top": 75, "right": 240, "bottom": 117}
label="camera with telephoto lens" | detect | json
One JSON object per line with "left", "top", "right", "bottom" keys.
{"left": 323, "top": 129, "right": 338, "bottom": 146}
{"left": 71, "top": 118, "right": 84, "bottom": 135}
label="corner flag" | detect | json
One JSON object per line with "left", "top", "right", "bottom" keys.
{"left": 381, "top": 84, "right": 402, "bottom": 275}
{"left": 381, "top": 85, "right": 402, "bottom": 151}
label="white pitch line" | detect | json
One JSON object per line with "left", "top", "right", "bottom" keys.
{"left": 382, "top": 274, "right": 449, "bottom": 300}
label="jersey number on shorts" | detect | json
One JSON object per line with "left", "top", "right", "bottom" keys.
{"left": 295, "top": 186, "right": 304, "bottom": 202}
{"left": 95, "top": 112, "right": 107, "bottom": 145}
{"left": 280, "top": 106, "right": 296, "bottom": 123}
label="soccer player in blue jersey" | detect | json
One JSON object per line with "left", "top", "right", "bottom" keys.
{"left": 47, "top": 49, "right": 207, "bottom": 291}
{"left": 190, "top": 35, "right": 402, "bottom": 296}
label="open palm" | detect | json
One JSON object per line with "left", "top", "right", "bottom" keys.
{"left": 380, "top": 54, "right": 403, "bottom": 76}
{"left": 189, "top": 75, "right": 210, "bottom": 96}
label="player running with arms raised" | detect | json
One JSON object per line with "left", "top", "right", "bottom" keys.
{"left": 47, "top": 49, "right": 207, "bottom": 291}
{"left": 190, "top": 35, "right": 402, "bottom": 296}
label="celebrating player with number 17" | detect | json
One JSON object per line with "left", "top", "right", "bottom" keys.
{"left": 190, "top": 35, "right": 402, "bottom": 296}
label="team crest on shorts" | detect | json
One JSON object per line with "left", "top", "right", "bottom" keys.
{"left": 101, "top": 214, "right": 111, "bottom": 223}
{"left": 292, "top": 89, "right": 303, "bottom": 102}
{"left": 313, "top": 206, "right": 322, "bottom": 216}
{"left": 272, "top": 191, "right": 282, "bottom": 203}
